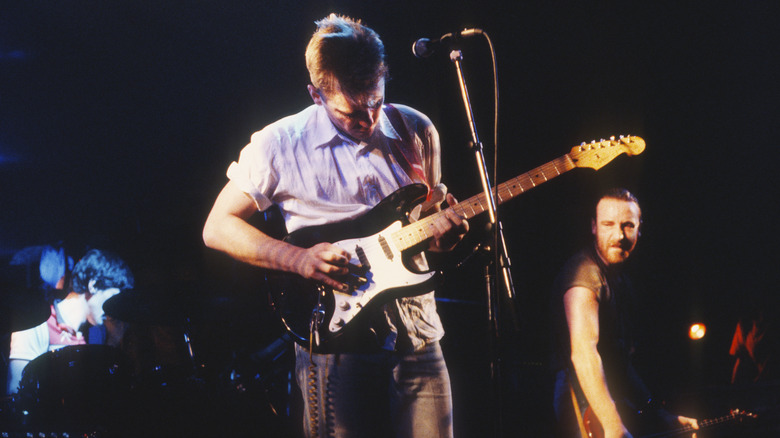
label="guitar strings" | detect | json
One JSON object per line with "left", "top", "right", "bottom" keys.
{"left": 342, "top": 137, "right": 635, "bottom": 258}
{"left": 390, "top": 154, "right": 574, "bottom": 251}
{"left": 360, "top": 155, "right": 573, "bottom": 252}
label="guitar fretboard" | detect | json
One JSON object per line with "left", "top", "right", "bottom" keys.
{"left": 698, "top": 410, "right": 752, "bottom": 429}
{"left": 640, "top": 409, "right": 755, "bottom": 438}
{"left": 391, "top": 153, "right": 576, "bottom": 250}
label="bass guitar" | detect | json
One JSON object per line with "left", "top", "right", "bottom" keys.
{"left": 270, "top": 135, "right": 645, "bottom": 348}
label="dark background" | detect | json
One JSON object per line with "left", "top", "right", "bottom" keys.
{"left": 2, "top": 1, "right": 778, "bottom": 436}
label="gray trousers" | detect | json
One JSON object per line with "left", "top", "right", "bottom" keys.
{"left": 294, "top": 341, "right": 453, "bottom": 438}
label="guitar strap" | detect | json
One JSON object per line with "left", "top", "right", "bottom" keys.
{"left": 384, "top": 104, "right": 432, "bottom": 192}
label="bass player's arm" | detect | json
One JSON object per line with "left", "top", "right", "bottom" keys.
{"left": 565, "top": 286, "right": 632, "bottom": 438}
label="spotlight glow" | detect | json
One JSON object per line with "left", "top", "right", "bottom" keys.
{"left": 689, "top": 323, "right": 706, "bottom": 340}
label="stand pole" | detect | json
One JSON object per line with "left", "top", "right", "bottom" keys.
{"left": 449, "top": 48, "right": 518, "bottom": 436}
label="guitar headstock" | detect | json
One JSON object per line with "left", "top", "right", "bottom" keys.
{"left": 730, "top": 408, "right": 758, "bottom": 422}
{"left": 569, "top": 135, "right": 645, "bottom": 170}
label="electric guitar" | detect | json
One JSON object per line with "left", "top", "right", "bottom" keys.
{"left": 269, "top": 136, "right": 645, "bottom": 348}
{"left": 580, "top": 405, "right": 757, "bottom": 438}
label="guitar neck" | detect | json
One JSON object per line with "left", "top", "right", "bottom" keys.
{"left": 640, "top": 411, "right": 752, "bottom": 438}
{"left": 699, "top": 412, "right": 738, "bottom": 429}
{"left": 392, "top": 153, "right": 576, "bottom": 251}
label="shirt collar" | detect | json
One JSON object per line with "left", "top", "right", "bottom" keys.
{"left": 312, "top": 104, "right": 402, "bottom": 149}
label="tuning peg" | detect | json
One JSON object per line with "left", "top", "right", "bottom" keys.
{"left": 610, "top": 136, "right": 616, "bottom": 141}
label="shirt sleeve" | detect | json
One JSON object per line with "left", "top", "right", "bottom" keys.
{"left": 416, "top": 114, "right": 441, "bottom": 189}
{"left": 226, "top": 128, "right": 280, "bottom": 212}
{"left": 404, "top": 105, "right": 441, "bottom": 188}
{"left": 9, "top": 322, "right": 49, "bottom": 361}
{"left": 559, "top": 252, "right": 606, "bottom": 301}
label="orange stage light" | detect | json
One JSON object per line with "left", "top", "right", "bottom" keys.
{"left": 689, "top": 323, "right": 706, "bottom": 340}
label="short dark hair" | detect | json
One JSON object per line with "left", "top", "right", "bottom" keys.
{"left": 593, "top": 188, "right": 642, "bottom": 220}
{"left": 70, "top": 249, "right": 134, "bottom": 294}
{"left": 305, "top": 13, "right": 389, "bottom": 97}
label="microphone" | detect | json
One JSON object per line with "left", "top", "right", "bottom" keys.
{"left": 412, "top": 28, "right": 483, "bottom": 58}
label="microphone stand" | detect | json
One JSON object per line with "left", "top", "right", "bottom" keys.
{"left": 448, "top": 48, "right": 517, "bottom": 437}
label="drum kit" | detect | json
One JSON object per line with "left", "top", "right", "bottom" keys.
{"left": 1, "top": 284, "right": 298, "bottom": 437}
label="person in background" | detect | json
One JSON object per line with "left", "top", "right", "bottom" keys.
{"left": 6, "top": 248, "right": 134, "bottom": 394}
{"left": 7, "top": 244, "right": 74, "bottom": 301}
{"left": 730, "top": 290, "right": 778, "bottom": 384}
{"left": 551, "top": 189, "right": 698, "bottom": 438}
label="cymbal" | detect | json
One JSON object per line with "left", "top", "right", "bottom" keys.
{"left": 0, "top": 283, "right": 51, "bottom": 334}
{"left": 103, "top": 289, "right": 185, "bottom": 326}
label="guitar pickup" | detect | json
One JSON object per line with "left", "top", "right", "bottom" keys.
{"left": 354, "top": 245, "right": 371, "bottom": 270}
{"left": 347, "top": 245, "right": 370, "bottom": 286}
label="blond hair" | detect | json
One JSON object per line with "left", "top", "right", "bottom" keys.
{"left": 305, "top": 14, "right": 389, "bottom": 97}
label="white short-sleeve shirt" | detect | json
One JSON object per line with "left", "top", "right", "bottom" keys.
{"left": 226, "top": 104, "right": 446, "bottom": 351}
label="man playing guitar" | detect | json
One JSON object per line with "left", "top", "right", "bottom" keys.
{"left": 202, "top": 13, "right": 468, "bottom": 438}
{"left": 551, "top": 189, "right": 699, "bottom": 438}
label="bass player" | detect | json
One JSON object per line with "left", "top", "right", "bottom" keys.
{"left": 551, "top": 188, "right": 698, "bottom": 437}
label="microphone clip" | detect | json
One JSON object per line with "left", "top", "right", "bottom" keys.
{"left": 412, "top": 28, "right": 483, "bottom": 58}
